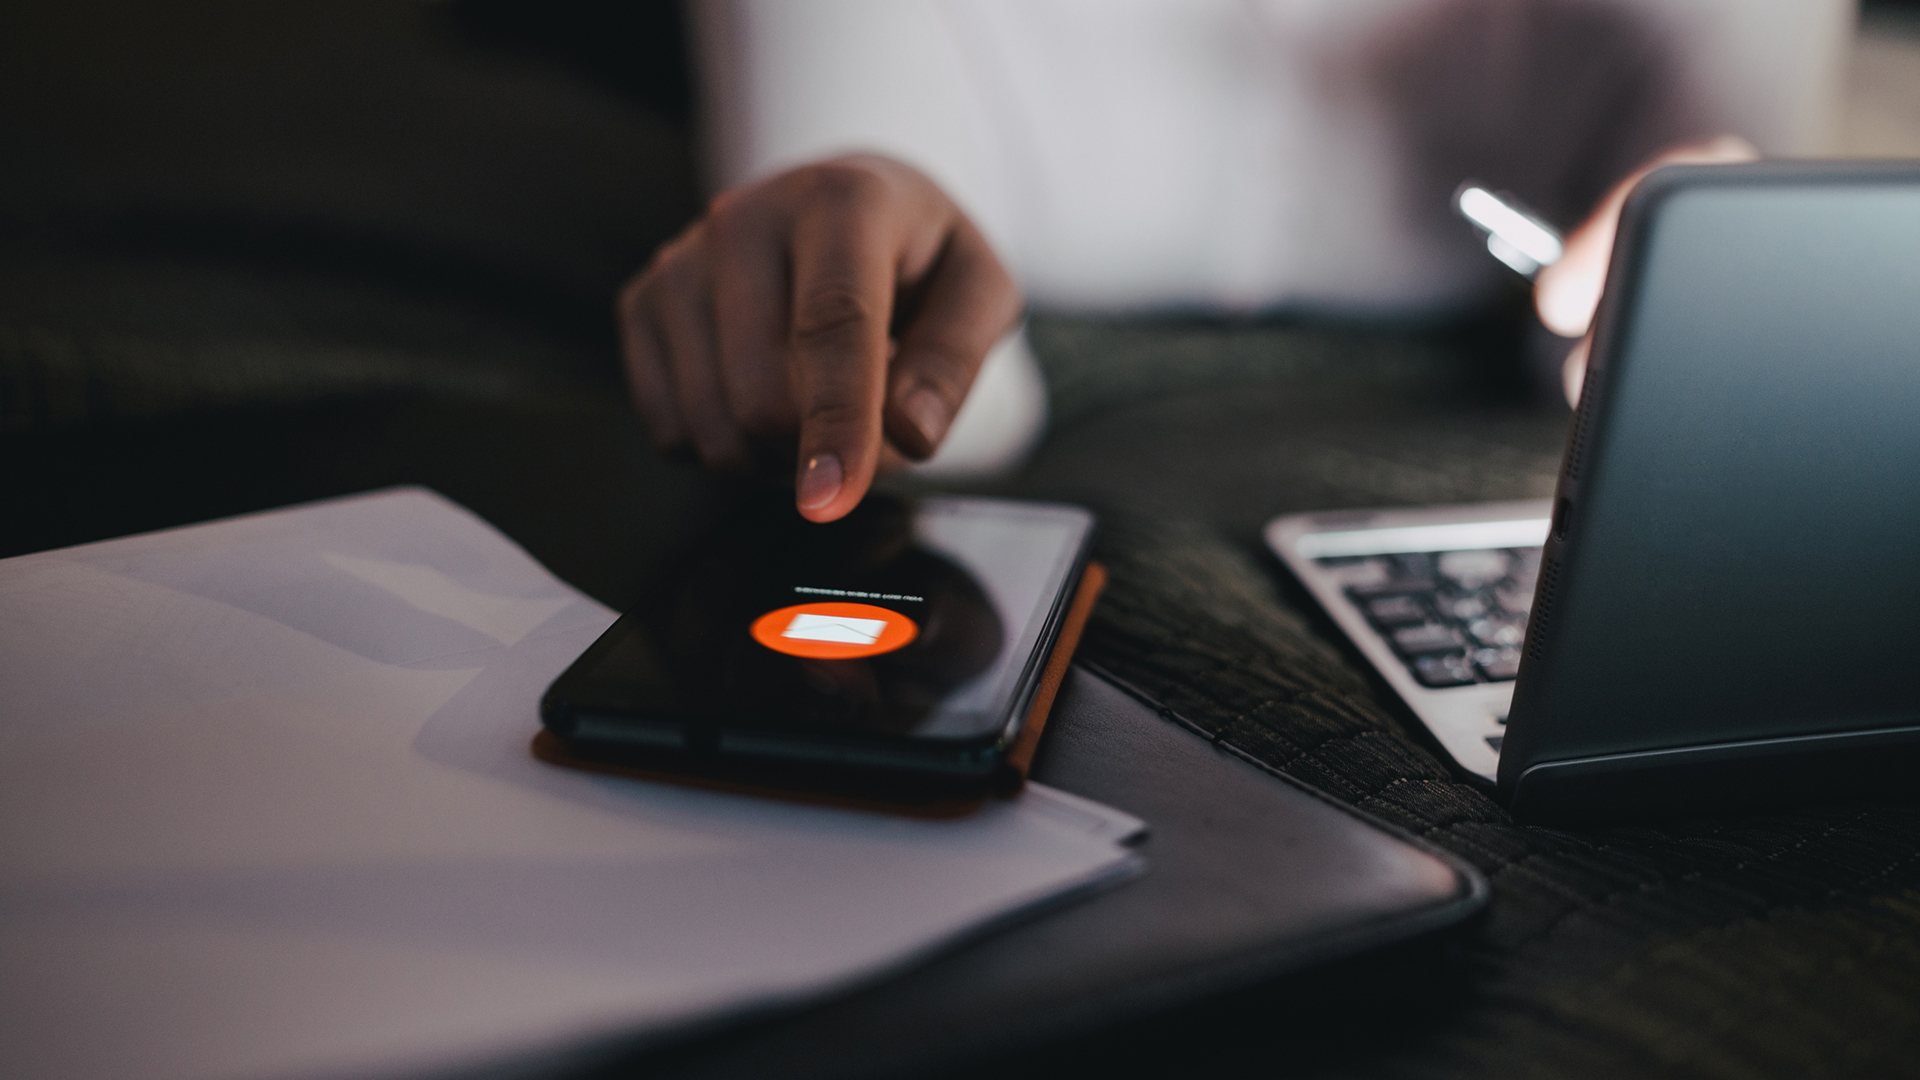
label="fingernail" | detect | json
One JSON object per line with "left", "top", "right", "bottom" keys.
{"left": 903, "top": 387, "right": 951, "bottom": 448}
{"left": 798, "top": 453, "right": 843, "bottom": 512}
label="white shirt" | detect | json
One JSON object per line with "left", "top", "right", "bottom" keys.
{"left": 695, "top": 0, "right": 1851, "bottom": 315}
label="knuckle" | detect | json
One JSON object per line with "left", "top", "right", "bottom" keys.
{"left": 648, "top": 227, "right": 706, "bottom": 278}
{"left": 791, "top": 287, "right": 879, "bottom": 351}
{"left": 798, "top": 161, "right": 888, "bottom": 212}
{"left": 652, "top": 243, "right": 694, "bottom": 279}
{"left": 703, "top": 199, "right": 762, "bottom": 250}
{"left": 800, "top": 397, "right": 870, "bottom": 437}
{"left": 616, "top": 271, "right": 651, "bottom": 318}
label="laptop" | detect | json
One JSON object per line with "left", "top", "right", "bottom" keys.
{"left": 1268, "top": 500, "right": 1547, "bottom": 784}
{"left": 1265, "top": 161, "right": 1920, "bottom": 824}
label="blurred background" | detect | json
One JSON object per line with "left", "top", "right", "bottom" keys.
{"left": 3, "top": 0, "right": 1917, "bottom": 591}
{"left": 1844, "top": 0, "right": 1920, "bottom": 153}
{"left": 1, "top": 0, "right": 712, "bottom": 596}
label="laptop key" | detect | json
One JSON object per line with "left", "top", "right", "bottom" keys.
{"left": 1322, "top": 557, "right": 1392, "bottom": 587}
{"left": 1365, "top": 595, "right": 1428, "bottom": 626}
{"left": 1474, "top": 647, "right": 1523, "bottom": 680}
{"left": 1507, "top": 547, "right": 1541, "bottom": 581}
{"left": 1468, "top": 616, "right": 1527, "bottom": 647}
{"left": 1435, "top": 590, "right": 1490, "bottom": 621}
{"left": 1393, "top": 553, "right": 1435, "bottom": 575}
{"left": 1437, "top": 549, "right": 1509, "bottom": 588}
{"left": 1413, "top": 652, "right": 1476, "bottom": 687}
{"left": 1494, "top": 584, "right": 1534, "bottom": 616}
{"left": 1347, "top": 575, "right": 1438, "bottom": 600}
{"left": 1392, "top": 622, "right": 1465, "bottom": 655}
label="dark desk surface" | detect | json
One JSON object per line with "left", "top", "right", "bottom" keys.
{"left": 603, "top": 666, "right": 1481, "bottom": 1080}
{"left": 9, "top": 5, "right": 1920, "bottom": 1076}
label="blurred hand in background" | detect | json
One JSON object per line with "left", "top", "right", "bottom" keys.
{"left": 1535, "top": 136, "right": 1760, "bottom": 405}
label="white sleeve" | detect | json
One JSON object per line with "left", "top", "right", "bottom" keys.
{"left": 689, "top": 0, "right": 1855, "bottom": 317}
{"left": 690, "top": 0, "right": 1017, "bottom": 264}
{"left": 1637, "top": 0, "right": 1853, "bottom": 155}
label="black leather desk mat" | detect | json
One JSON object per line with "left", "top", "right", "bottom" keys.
{"left": 592, "top": 665, "right": 1487, "bottom": 1080}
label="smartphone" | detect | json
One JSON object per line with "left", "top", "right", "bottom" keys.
{"left": 541, "top": 492, "right": 1095, "bottom": 785}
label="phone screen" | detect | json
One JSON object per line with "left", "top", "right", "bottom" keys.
{"left": 546, "top": 494, "right": 1093, "bottom": 757}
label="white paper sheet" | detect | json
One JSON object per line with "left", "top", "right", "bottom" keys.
{"left": 0, "top": 488, "right": 1143, "bottom": 1080}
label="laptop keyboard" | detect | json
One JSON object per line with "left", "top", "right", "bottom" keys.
{"left": 1317, "top": 547, "right": 1542, "bottom": 689}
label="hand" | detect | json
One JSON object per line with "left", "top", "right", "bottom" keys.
{"left": 617, "top": 155, "right": 1022, "bottom": 522}
{"left": 1534, "top": 136, "right": 1759, "bottom": 405}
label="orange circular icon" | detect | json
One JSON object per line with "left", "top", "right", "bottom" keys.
{"left": 750, "top": 602, "right": 919, "bottom": 660}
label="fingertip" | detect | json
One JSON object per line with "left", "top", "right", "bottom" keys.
{"left": 796, "top": 451, "right": 853, "bottom": 522}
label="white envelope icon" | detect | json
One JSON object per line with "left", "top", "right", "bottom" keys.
{"left": 782, "top": 611, "right": 888, "bottom": 645}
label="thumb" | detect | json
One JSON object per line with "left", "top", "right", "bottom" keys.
{"left": 1536, "top": 135, "right": 1758, "bottom": 338}
{"left": 883, "top": 222, "right": 1022, "bottom": 460}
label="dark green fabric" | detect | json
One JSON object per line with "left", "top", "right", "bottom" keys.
{"left": 8, "top": 5, "right": 1920, "bottom": 1077}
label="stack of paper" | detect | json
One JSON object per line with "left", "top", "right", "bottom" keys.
{"left": 0, "top": 489, "right": 1143, "bottom": 1080}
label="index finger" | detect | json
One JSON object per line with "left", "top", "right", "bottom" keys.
{"left": 786, "top": 173, "right": 898, "bottom": 522}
